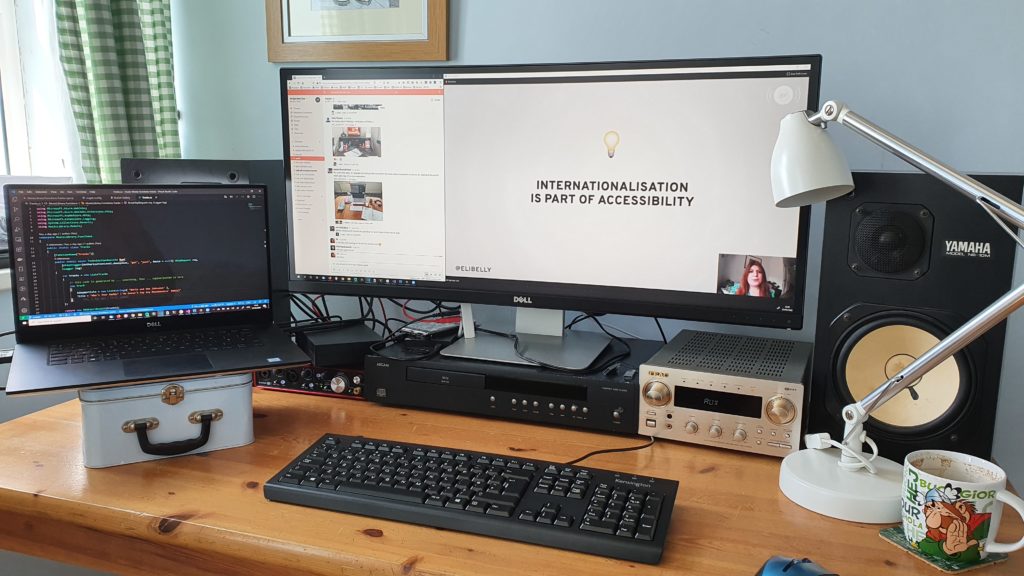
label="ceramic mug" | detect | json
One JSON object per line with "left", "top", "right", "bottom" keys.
{"left": 902, "top": 450, "right": 1024, "bottom": 564}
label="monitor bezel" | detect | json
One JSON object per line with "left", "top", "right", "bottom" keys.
{"left": 281, "top": 55, "right": 820, "bottom": 330}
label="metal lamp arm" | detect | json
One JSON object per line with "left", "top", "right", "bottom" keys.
{"left": 811, "top": 100, "right": 1024, "bottom": 230}
{"left": 810, "top": 99, "right": 1024, "bottom": 446}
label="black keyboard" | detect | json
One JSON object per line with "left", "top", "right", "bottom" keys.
{"left": 47, "top": 327, "right": 262, "bottom": 365}
{"left": 264, "top": 434, "right": 678, "bottom": 564}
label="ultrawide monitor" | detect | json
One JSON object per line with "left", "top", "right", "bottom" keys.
{"left": 281, "top": 56, "right": 820, "bottom": 332}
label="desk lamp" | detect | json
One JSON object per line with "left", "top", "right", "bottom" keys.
{"left": 771, "top": 100, "right": 1024, "bottom": 523}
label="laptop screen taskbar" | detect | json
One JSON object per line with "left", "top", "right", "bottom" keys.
{"left": 19, "top": 299, "right": 271, "bottom": 327}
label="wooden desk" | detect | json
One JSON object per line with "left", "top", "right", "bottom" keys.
{"left": 0, "top": 389, "right": 1020, "bottom": 575}
{"left": 336, "top": 202, "right": 366, "bottom": 220}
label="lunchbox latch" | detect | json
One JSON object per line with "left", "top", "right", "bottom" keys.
{"left": 161, "top": 384, "right": 185, "bottom": 405}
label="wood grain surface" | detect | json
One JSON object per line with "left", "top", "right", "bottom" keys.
{"left": 0, "top": 389, "right": 1020, "bottom": 575}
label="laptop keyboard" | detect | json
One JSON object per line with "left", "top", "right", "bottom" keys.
{"left": 47, "top": 327, "right": 263, "bottom": 365}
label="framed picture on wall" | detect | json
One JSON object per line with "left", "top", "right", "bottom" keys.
{"left": 265, "top": 0, "right": 448, "bottom": 62}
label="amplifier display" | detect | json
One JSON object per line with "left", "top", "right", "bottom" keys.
{"left": 255, "top": 365, "right": 365, "bottom": 399}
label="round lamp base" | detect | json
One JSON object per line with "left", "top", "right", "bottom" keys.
{"left": 778, "top": 448, "right": 903, "bottom": 524}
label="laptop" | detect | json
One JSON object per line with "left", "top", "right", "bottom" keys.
{"left": 3, "top": 183, "right": 310, "bottom": 394}
{"left": 350, "top": 183, "right": 367, "bottom": 206}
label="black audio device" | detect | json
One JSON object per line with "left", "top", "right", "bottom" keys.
{"left": 256, "top": 365, "right": 365, "bottom": 399}
{"left": 294, "top": 324, "right": 381, "bottom": 368}
{"left": 363, "top": 339, "right": 664, "bottom": 434}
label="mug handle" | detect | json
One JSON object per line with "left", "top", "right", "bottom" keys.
{"left": 987, "top": 490, "right": 1024, "bottom": 554}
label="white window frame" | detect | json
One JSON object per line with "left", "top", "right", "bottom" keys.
{"left": 0, "top": 0, "right": 30, "bottom": 175}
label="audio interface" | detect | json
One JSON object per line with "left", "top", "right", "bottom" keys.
{"left": 255, "top": 365, "right": 365, "bottom": 399}
{"left": 363, "top": 339, "right": 664, "bottom": 435}
{"left": 639, "top": 330, "right": 811, "bottom": 457}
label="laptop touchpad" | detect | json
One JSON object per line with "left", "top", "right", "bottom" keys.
{"left": 123, "top": 354, "right": 213, "bottom": 379}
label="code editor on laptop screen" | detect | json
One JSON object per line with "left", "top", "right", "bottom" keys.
{"left": 5, "top": 185, "right": 271, "bottom": 328}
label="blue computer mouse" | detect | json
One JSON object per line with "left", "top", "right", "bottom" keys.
{"left": 755, "top": 556, "right": 837, "bottom": 576}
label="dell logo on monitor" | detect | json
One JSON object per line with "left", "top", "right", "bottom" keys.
{"left": 513, "top": 296, "right": 533, "bottom": 304}
{"left": 146, "top": 321, "right": 162, "bottom": 328}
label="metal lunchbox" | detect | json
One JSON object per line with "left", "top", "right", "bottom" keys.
{"left": 78, "top": 373, "right": 255, "bottom": 468}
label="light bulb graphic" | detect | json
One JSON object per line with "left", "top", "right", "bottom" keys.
{"left": 603, "top": 130, "right": 620, "bottom": 158}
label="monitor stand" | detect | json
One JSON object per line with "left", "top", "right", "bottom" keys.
{"left": 439, "top": 304, "right": 610, "bottom": 370}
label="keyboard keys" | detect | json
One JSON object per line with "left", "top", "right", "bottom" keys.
{"left": 265, "top": 434, "right": 678, "bottom": 564}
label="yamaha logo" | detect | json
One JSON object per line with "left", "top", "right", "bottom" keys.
{"left": 945, "top": 240, "right": 991, "bottom": 258}
{"left": 513, "top": 296, "right": 533, "bottom": 304}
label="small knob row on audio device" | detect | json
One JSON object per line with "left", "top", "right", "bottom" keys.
{"left": 733, "top": 428, "right": 747, "bottom": 442}
{"left": 684, "top": 421, "right": 698, "bottom": 434}
{"left": 765, "top": 396, "right": 796, "bottom": 426}
{"left": 642, "top": 380, "right": 671, "bottom": 407}
{"left": 708, "top": 424, "right": 722, "bottom": 438}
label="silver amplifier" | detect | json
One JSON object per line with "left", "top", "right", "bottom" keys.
{"left": 639, "top": 330, "right": 811, "bottom": 457}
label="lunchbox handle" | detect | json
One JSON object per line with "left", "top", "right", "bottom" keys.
{"left": 122, "top": 409, "right": 224, "bottom": 456}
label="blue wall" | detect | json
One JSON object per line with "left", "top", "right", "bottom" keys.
{"left": 170, "top": 0, "right": 1024, "bottom": 485}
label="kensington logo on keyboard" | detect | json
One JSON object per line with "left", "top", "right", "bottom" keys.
{"left": 613, "top": 476, "right": 655, "bottom": 489}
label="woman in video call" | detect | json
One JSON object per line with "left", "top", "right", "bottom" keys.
{"left": 735, "top": 261, "right": 777, "bottom": 298}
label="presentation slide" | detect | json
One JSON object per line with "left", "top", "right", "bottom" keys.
{"left": 442, "top": 74, "right": 809, "bottom": 294}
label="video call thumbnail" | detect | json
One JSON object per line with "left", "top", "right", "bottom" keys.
{"left": 717, "top": 254, "right": 797, "bottom": 299}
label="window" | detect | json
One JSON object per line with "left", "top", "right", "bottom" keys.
{"left": 0, "top": 0, "right": 29, "bottom": 177}
{"left": 0, "top": 0, "right": 80, "bottom": 269}
{"left": 1, "top": 80, "right": 9, "bottom": 175}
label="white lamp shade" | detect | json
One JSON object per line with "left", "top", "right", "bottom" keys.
{"left": 771, "top": 111, "right": 855, "bottom": 208}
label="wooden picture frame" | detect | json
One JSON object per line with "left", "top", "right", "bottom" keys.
{"left": 265, "top": 0, "right": 447, "bottom": 62}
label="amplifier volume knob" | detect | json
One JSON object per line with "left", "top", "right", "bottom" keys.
{"left": 684, "top": 421, "right": 698, "bottom": 434}
{"left": 709, "top": 424, "right": 722, "bottom": 438}
{"left": 733, "top": 428, "right": 747, "bottom": 442}
{"left": 330, "top": 375, "right": 351, "bottom": 394}
{"left": 642, "top": 381, "right": 671, "bottom": 407}
{"left": 766, "top": 396, "right": 796, "bottom": 425}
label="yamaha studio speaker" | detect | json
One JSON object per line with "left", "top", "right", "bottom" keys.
{"left": 810, "top": 171, "right": 1023, "bottom": 462}
{"left": 120, "top": 159, "right": 291, "bottom": 326}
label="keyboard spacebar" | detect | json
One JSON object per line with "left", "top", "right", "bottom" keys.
{"left": 334, "top": 481, "right": 426, "bottom": 504}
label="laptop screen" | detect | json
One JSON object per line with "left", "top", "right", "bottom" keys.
{"left": 4, "top": 184, "right": 273, "bottom": 340}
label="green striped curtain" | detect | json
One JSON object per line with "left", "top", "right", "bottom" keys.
{"left": 55, "top": 0, "right": 180, "bottom": 183}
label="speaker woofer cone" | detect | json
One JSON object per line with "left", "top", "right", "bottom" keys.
{"left": 833, "top": 312, "right": 971, "bottom": 435}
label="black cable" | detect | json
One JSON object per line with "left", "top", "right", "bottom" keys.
{"left": 653, "top": 317, "right": 667, "bottom": 343}
{"left": 362, "top": 316, "right": 390, "bottom": 335}
{"left": 289, "top": 294, "right": 320, "bottom": 320}
{"left": 388, "top": 299, "right": 439, "bottom": 315}
{"left": 565, "top": 313, "right": 587, "bottom": 330}
{"left": 299, "top": 294, "right": 325, "bottom": 318}
{"left": 0, "top": 330, "right": 14, "bottom": 339}
{"left": 565, "top": 312, "right": 606, "bottom": 330}
{"left": 316, "top": 294, "right": 331, "bottom": 317}
{"left": 564, "top": 436, "right": 656, "bottom": 466}
{"left": 377, "top": 298, "right": 392, "bottom": 337}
